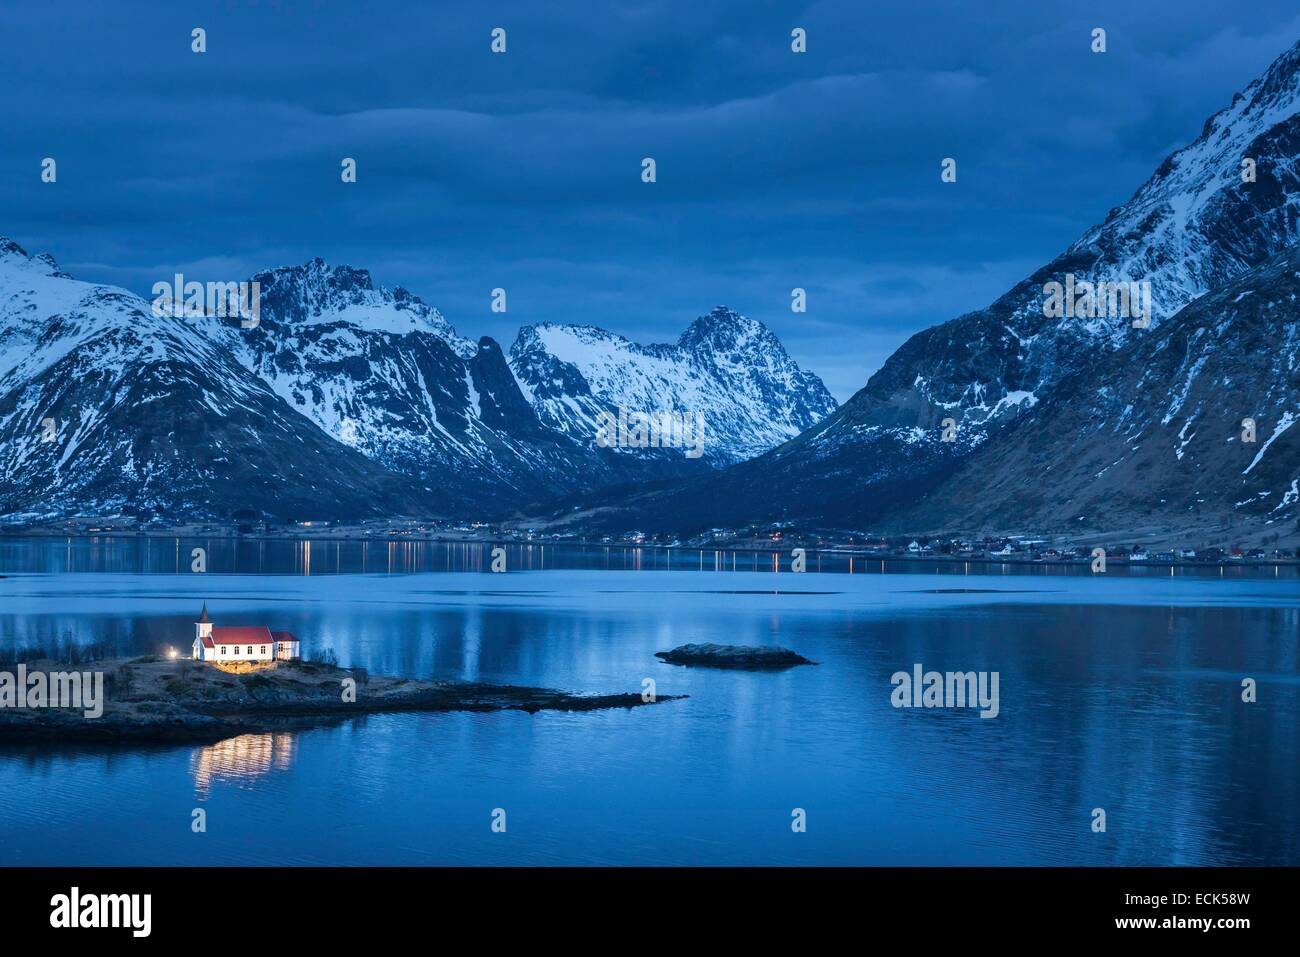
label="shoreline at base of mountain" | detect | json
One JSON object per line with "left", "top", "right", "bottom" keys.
{"left": 0, "top": 524, "right": 1294, "bottom": 571}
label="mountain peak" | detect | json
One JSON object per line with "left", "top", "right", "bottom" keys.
{"left": 1257, "top": 36, "right": 1300, "bottom": 94}
{"left": 508, "top": 307, "right": 837, "bottom": 466}
{"left": 249, "top": 257, "right": 471, "bottom": 352}
{"left": 1073, "top": 34, "right": 1300, "bottom": 314}
{"left": 0, "top": 237, "right": 29, "bottom": 261}
{"left": 254, "top": 257, "right": 375, "bottom": 298}
{"left": 694, "top": 305, "right": 750, "bottom": 328}
{"left": 0, "top": 238, "right": 71, "bottom": 279}
{"left": 678, "top": 306, "right": 779, "bottom": 354}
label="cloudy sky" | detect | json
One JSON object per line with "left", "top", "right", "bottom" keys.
{"left": 4, "top": 1, "right": 1300, "bottom": 399}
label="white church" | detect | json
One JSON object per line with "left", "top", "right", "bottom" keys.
{"left": 191, "top": 603, "right": 301, "bottom": 663}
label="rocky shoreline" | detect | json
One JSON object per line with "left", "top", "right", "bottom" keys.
{"left": 0, "top": 657, "right": 683, "bottom": 744}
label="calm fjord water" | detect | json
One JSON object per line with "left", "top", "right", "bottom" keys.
{"left": 0, "top": 538, "right": 1296, "bottom": 865}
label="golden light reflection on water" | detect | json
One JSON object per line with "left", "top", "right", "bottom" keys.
{"left": 191, "top": 732, "right": 298, "bottom": 798}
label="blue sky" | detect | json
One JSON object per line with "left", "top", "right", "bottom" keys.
{"left": 4, "top": 1, "right": 1300, "bottom": 399}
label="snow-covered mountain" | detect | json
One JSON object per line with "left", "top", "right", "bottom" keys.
{"left": 0, "top": 243, "right": 835, "bottom": 521}
{"left": 218, "top": 258, "right": 618, "bottom": 511}
{"left": 0, "top": 240, "right": 436, "bottom": 521}
{"left": 553, "top": 37, "right": 1300, "bottom": 535}
{"left": 886, "top": 245, "right": 1300, "bottom": 540}
{"left": 508, "top": 307, "right": 837, "bottom": 466}
{"left": 247, "top": 257, "right": 475, "bottom": 355}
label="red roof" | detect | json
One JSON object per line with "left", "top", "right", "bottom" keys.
{"left": 271, "top": 631, "right": 299, "bottom": 643}
{"left": 200, "top": 635, "right": 215, "bottom": 649}
{"left": 211, "top": 626, "right": 274, "bottom": 645}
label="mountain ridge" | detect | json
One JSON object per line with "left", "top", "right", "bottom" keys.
{"left": 882, "top": 244, "right": 1300, "bottom": 541}
{"left": 538, "top": 35, "right": 1300, "bottom": 538}
{"left": 0, "top": 242, "right": 836, "bottom": 521}
{"left": 508, "top": 305, "right": 837, "bottom": 466}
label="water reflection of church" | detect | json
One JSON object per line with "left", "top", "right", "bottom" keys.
{"left": 191, "top": 732, "right": 298, "bottom": 797}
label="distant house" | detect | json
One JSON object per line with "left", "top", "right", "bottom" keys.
{"left": 191, "top": 603, "right": 300, "bottom": 663}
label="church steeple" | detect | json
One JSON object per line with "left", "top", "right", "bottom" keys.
{"left": 199, "top": 602, "right": 211, "bottom": 624}
{"left": 196, "top": 602, "right": 213, "bottom": 642}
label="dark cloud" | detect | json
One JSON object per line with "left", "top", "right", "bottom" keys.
{"left": 3, "top": 1, "right": 1298, "bottom": 398}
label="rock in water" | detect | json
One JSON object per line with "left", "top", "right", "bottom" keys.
{"left": 654, "top": 643, "right": 816, "bottom": 669}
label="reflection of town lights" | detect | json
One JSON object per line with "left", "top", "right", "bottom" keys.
{"left": 167, "top": 647, "right": 179, "bottom": 659}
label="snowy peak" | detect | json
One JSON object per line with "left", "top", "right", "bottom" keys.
{"left": 1067, "top": 38, "right": 1300, "bottom": 333}
{"left": 676, "top": 305, "right": 781, "bottom": 355}
{"left": 836, "top": 34, "right": 1300, "bottom": 436}
{"left": 508, "top": 308, "right": 837, "bottom": 465}
{"left": 0, "top": 242, "right": 162, "bottom": 389}
{"left": 512, "top": 322, "right": 631, "bottom": 357}
{"left": 0, "top": 242, "right": 432, "bottom": 522}
{"left": 0, "top": 237, "right": 30, "bottom": 264}
{"left": 894, "top": 245, "right": 1300, "bottom": 538}
{"left": 676, "top": 306, "right": 813, "bottom": 386}
{"left": 0, "top": 237, "right": 70, "bottom": 279}
{"left": 251, "top": 257, "right": 474, "bottom": 353}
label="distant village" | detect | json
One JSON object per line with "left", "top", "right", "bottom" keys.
{"left": 4, "top": 514, "right": 1297, "bottom": 567}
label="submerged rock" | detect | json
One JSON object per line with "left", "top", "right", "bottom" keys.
{"left": 654, "top": 643, "right": 816, "bottom": 670}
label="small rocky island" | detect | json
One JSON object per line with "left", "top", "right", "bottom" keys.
{"left": 0, "top": 657, "right": 683, "bottom": 743}
{"left": 654, "top": 643, "right": 817, "bottom": 670}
